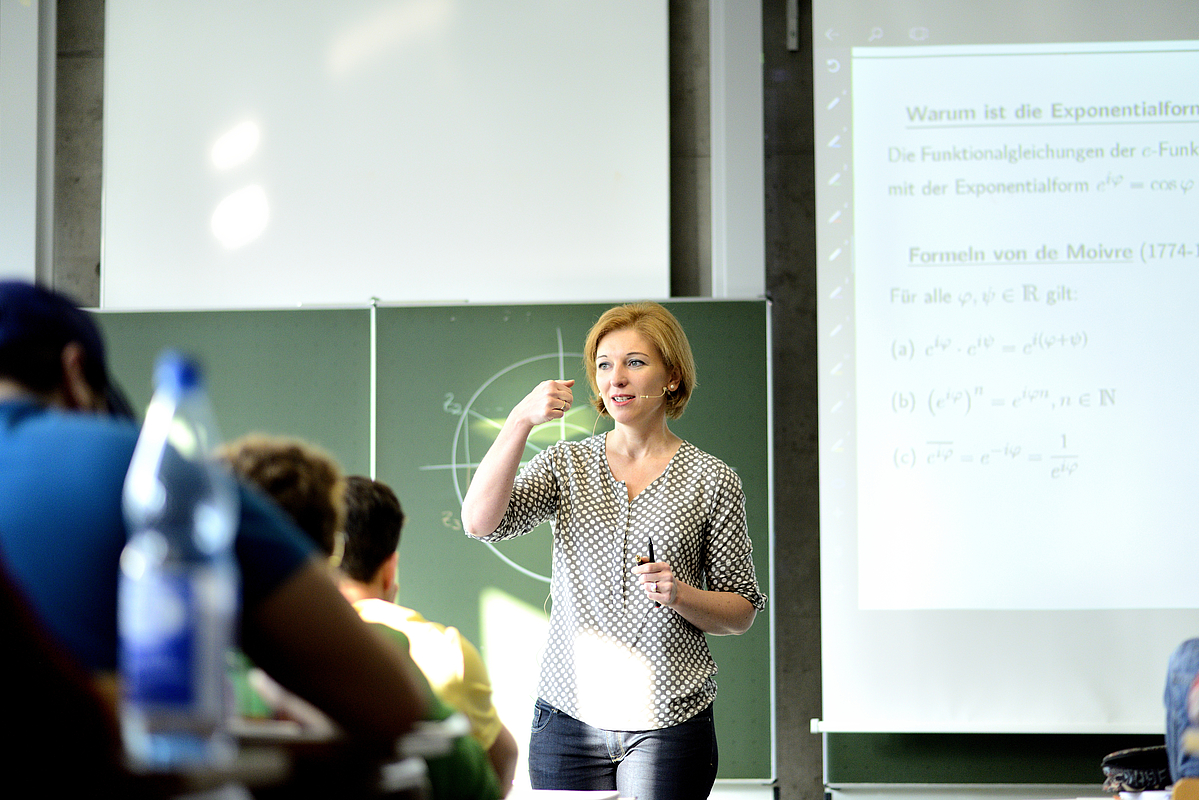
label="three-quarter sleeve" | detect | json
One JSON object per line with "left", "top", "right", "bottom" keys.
{"left": 702, "top": 465, "right": 768, "bottom": 611}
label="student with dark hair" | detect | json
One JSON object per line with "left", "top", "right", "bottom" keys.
{"left": 338, "top": 475, "right": 518, "bottom": 796}
{"left": 0, "top": 280, "right": 427, "bottom": 748}
{"left": 338, "top": 476, "right": 405, "bottom": 584}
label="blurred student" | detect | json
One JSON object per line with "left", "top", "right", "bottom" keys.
{"left": 0, "top": 553, "right": 146, "bottom": 795}
{"left": 338, "top": 476, "right": 519, "bottom": 796}
{"left": 1166, "top": 639, "right": 1199, "bottom": 783}
{"left": 218, "top": 434, "right": 347, "bottom": 568}
{"left": 0, "top": 280, "right": 426, "bottom": 745}
{"left": 217, "top": 433, "right": 348, "bottom": 722}
{"left": 221, "top": 436, "right": 501, "bottom": 800}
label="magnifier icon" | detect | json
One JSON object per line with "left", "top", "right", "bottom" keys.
{"left": 868, "top": 27, "right": 883, "bottom": 42}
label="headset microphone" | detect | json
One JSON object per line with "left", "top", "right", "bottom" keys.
{"left": 638, "top": 386, "right": 672, "bottom": 399}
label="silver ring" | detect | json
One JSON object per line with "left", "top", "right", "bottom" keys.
{"left": 650, "top": 582, "right": 658, "bottom": 594}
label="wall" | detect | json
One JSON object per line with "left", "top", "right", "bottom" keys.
{"left": 0, "top": 0, "right": 40, "bottom": 282}
{"left": 50, "top": 1, "right": 824, "bottom": 797}
{"left": 53, "top": 0, "right": 104, "bottom": 301}
{"left": 762, "top": 2, "right": 823, "bottom": 799}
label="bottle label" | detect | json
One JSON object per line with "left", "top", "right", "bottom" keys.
{"left": 120, "top": 571, "right": 195, "bottom": 704}
{"left": 119, "top": 565, "right": 235, "bottom": 709}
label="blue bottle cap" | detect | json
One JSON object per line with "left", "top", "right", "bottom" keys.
{"left": 154, "top": 351, "right": 203, "bottom": 394}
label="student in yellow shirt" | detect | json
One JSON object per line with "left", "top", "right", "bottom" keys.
{"left": 337, "top": 476, "right": 519, "bottom": 796}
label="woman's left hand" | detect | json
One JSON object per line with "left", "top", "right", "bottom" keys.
{"left": 634, "top": 558, "right": 676, "bottom": 606}
{"left": 634, "top": 555, "right": 756, "bottom": 633}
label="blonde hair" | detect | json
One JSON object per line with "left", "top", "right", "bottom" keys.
{"left": 218, "top": 434, "right": 346, "bottom": 562}
{"left": 583, "top": 301, "right": 697, "bottom": 420}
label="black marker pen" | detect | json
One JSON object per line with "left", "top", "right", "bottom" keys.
{"left": 648, "top": 538, "right": 660, "bottom": 608}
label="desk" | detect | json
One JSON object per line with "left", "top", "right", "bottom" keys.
{"left": 132, "top": 719, "right": 468, "bottom": 799}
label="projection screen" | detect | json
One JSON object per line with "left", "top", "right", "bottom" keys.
{"left": 100, "top": 0, "right": 668, "bottom": 310}
{"left": 815, "top": 1, "right": 1199, "bottom": 733}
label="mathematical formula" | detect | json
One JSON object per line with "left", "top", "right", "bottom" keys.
{"left": 891, "top": 331, "right": 1088, "bottom": 361}
{"left": 892, "top": 436, "right": 1080, "bottom": 479}
{"left": 891, "top": 385, "right": 1116, "bottom": 417}
{"left": 889, "top": 284, "right": 1077, "bottom": 307}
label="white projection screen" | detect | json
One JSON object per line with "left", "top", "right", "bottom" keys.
{"left": 815, "top": 1, "right": 1199, "bottom": 734}
{"left": 100, "top": 1, "right": 668, "bottom": 310}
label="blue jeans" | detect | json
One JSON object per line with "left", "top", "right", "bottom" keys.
{"left": 1166, "top": 639, "right": 1199, "bottom": 782}
{"left": 527, "top": 698, "right": 718, "bottom": 800}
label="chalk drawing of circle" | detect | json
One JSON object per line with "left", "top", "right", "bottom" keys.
{"left": 449, "top": 349, "right": 599, "bottom": 583}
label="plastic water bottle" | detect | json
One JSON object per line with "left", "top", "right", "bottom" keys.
{"left": 118, "top": 352, "right": 240, "bottom": 770}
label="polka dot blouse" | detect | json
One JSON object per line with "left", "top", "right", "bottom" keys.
{"left": 475, "top": 433, "right": 767, "bottom": 731}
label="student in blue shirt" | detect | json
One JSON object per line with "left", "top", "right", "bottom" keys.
{"left": 0, "top": 280, "right": 428, "bottom": 743}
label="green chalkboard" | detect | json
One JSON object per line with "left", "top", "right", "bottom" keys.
{"left": 93, "top": 300, "right": 773, "bottom": 780}
{"left": 96, "top": 309, "right": 373, "bottom": 475}
{"left": 824, "top": 732, "right": 1161, "bottom": 785}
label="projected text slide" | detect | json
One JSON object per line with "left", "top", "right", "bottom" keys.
{"left": 853, "top": 43, "right": 1199, "bottom": 610}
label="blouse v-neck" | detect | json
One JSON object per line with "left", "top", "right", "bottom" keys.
{"left": 603, "top": 431, "right": 685, "bottom": 503}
